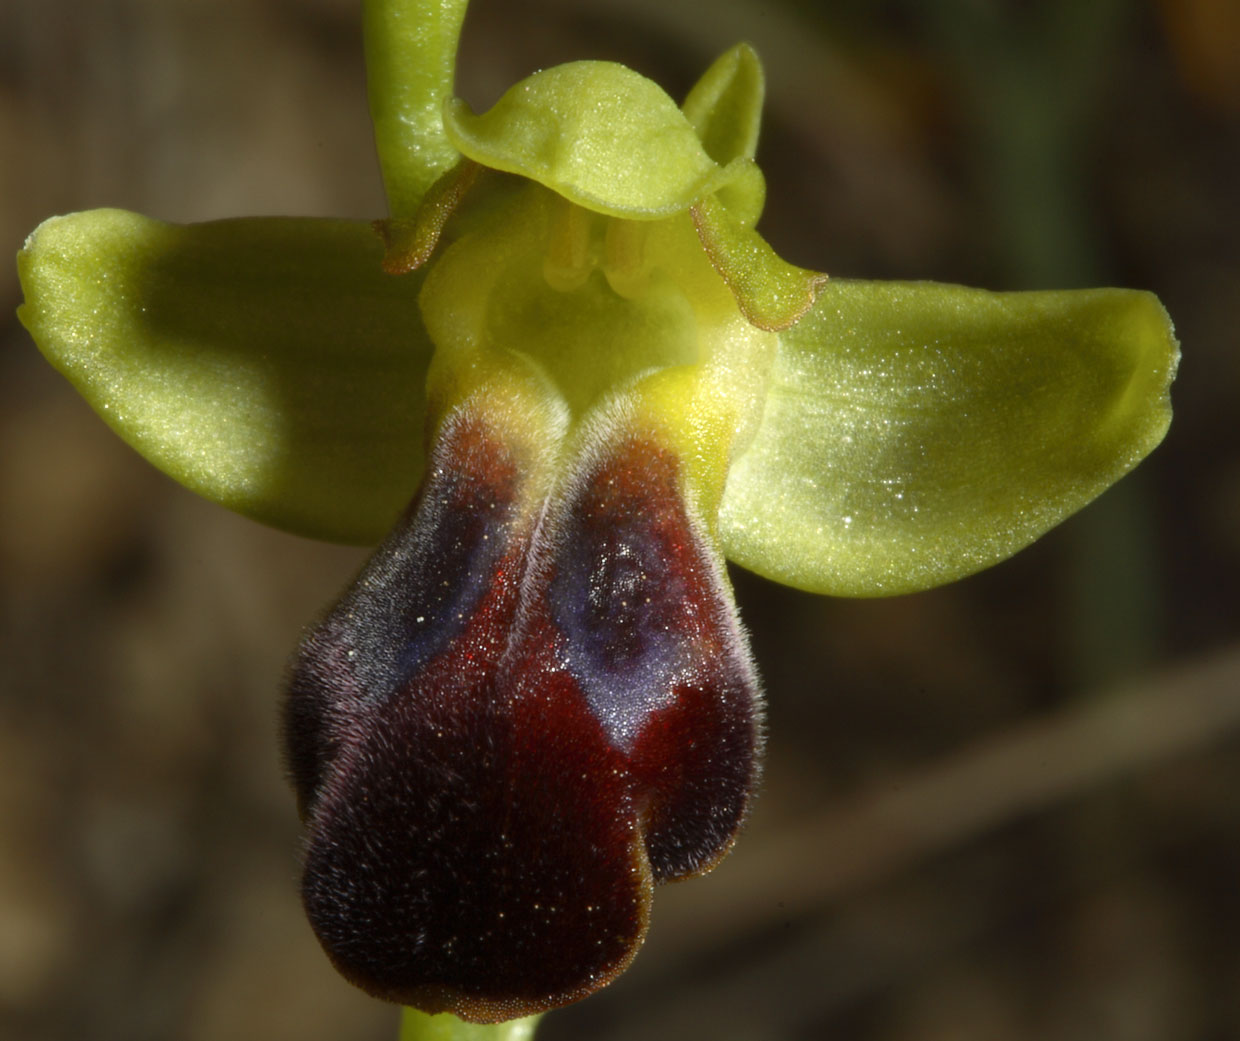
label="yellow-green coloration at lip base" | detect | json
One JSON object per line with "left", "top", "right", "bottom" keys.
{"left": 15, "top": 0, "right": 1178, "bottom": 1032}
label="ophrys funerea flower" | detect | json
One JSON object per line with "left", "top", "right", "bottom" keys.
{"left": 16, "top": 0, "right": 1178, "bottom": 1027}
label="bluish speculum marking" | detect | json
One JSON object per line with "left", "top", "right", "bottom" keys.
{"left": 541, "top": 437, "right": 760, "bottom": 881}
{"left": 283, "top": 411, "right": 524, "bottom": 815}
{"left": 550, "top": 440, "right": 712, "bottom": 749}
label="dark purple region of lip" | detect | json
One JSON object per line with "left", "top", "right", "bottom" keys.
{"left": 284, "top": 418, "right": 761, "bottom": 1019}
{"left": 543, "top": 436, "right": 761, "bottom": 880}
{"left": 299, "top": 661, "right": 647, "bottom": 1018}
{"left": 282, "top": 412, "right": 523, "bottom": 817}
{"left": 628, "top": 677, "right": 759, "bottom": 882}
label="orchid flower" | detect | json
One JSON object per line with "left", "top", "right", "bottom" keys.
{"left": 16, "top": 0, "right": 1177, "bottom": 1031}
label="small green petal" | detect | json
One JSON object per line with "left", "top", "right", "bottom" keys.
{"left": 691, "top": 194, "right": 826, "bottom": 331}
{"left": 17, "top": 209, "right": 429, "bottom": 544}
{"left": 365, "top": 0, "right": 469, "bottom": 216}
{"left": 443, "top": 61, "right": 749, "bottom": 218}
{"left": 682, "top": 42, "right": 765, "bottom": 167}
{"left": 376, "top": 159, "right": 483, "bottom": 273}
{"left": 399, "top": 1008, "right": 541, "bottom": 1041}
{"left": 719, "top": 280, "right": 1178, "bottom": 596}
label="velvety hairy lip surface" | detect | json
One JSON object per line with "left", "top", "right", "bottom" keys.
{"left": 284, "top": 404, "right": 761, "bottom": 1022}
{"left": 283, "top": 412, "right": 524, "bottom": 818}
{"left": 543, "top": 437, "right": 760, "bottom": 882}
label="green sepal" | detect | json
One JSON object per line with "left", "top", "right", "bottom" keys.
{"left": 719, "top": 280, "right": 1179, "bottom": 596}
{"left": 17, "top": 209, "right": 431, "bottom": 544}
{"left": 399, "top": 1009, "right": 541, "bottom": 1041}
{"left": 364, "top": 0, "right": 470, "bottom": 217}
{"left": 443, "top": 61, "right": 751, "bottom": 218}
{"left": 691, "top": 194, "right": 826, "bottom": 331}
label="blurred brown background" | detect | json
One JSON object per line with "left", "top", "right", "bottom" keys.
{"left": 2, "top": 1, "right": 1238, "bottom": 1039}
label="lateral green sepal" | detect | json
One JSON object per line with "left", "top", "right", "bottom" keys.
{"left": 719, "top": 280, "right": 1179, "bottom": 596}
{"left": 17, "top": 209, "right": 432, "bottom": 544}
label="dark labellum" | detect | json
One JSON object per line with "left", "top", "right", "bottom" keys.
{"left": 284, "top": 400, "right": 762, "bottom": 1022}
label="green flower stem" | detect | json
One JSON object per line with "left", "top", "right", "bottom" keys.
{"left": 365, "top": 0, "right": 469, "bottom": 216}
{"left": 399, "top": 1009, "right": 541, "bottom": 1041}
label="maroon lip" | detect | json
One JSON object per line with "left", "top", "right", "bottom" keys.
{"left": 284, "top": 405, "right": 761, "bottom": 1022}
